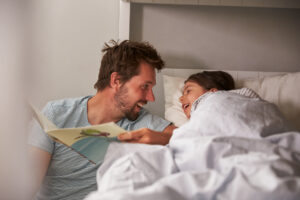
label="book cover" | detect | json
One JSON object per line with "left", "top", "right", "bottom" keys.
{"left": 30, "top": 104, "right": 126, "bottom": 164}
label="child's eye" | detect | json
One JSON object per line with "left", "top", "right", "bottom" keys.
{"left": 183, "top": 89, "right": 190, "bottom": 95}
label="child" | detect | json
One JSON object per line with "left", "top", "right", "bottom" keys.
{"left": 179, "top": 71, "right": 235, "bottom": 118}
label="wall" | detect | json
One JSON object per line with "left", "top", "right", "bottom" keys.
{"left": 29, "top": 0, "right": 120, "bottom": 108}
{"left": 129, "top": 3, "right": 300, "bottom": 117}
{"left": 1, "top": 1, "right": 32, "bottom": 199}
{"left": 130, "top": 3, "right": 300, "bottom": 72}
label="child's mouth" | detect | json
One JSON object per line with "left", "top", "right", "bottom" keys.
{"left": 182, "top": 103, "right": 190, "bottom": 111}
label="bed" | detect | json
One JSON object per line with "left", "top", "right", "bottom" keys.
{"left": 82, "top": 1, "right": 300, "bottom": 199}
{"left": 84, "top": 69, "right": 300, "bottom": 200}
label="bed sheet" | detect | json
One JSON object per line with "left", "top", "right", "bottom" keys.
{"left": 85, "top": 92, "right": 300, "bottom": 200}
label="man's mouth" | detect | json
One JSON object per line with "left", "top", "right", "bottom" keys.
{"left": 137, "top": 103, "right": 143, "bottom": 108}
{"left": 136, "top": 101, "right": 147, "bottom": 109}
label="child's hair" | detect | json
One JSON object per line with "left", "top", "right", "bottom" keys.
{"left": 185, "top": 71, "right": 235, "bottom": 90}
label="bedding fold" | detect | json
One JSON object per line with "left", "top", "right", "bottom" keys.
{"left": 85, "top": 91, "right": 300, "bottom": 200}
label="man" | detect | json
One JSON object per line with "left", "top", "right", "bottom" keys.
{"left": 29, "top": 40, "right": 176, "bottom": 200}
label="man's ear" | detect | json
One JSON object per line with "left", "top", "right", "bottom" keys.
{"left": 110, "top": 72, "right": 121, "bottom": 90}
{"left": 210, "top": 88, "right": 218, "bottom": 92}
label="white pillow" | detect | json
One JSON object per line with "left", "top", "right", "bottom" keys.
{"left": 163, "top": 75, "right": 188, "bottom": 127}
{"left": 163, "top": 72, "right": 300, "bottom": 131}
{"left": 241, "top": 72, "right": 300, "bottom": 131}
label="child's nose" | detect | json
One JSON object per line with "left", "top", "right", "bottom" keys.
{"left": 179, "top": 95, "right": 183, "bottom": 103}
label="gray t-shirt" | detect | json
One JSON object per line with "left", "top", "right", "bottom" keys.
{"left": 29, "top": 96, "right": 171, "bottom": 200}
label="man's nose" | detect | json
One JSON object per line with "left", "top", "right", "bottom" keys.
{"left": 146, "top": 89, "right": 155, "bottom": 102}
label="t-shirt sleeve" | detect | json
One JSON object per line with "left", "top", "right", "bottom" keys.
{"left": 131, "top": 109, "right": 172, "bottom": 132}
{"left": 28, "top": 103, "right": 55, "bottom": 154}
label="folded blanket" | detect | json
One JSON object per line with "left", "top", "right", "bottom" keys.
{"left": 171, "top": 91, "right": 292, "bottom": 172}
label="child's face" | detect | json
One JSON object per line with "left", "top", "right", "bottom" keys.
{"left": 179, "top": 81, "right": 209, "bottom": 118}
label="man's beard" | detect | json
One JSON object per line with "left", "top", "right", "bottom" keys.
{"left": 114, "top": 84, "right": 146, "bottom": 121}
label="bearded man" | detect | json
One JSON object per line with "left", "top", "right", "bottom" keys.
{"left": 29, "top": 40, "right": 176, "bottom": 200}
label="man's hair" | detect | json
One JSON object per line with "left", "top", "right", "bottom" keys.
{"left": 185, "top": 71, "right": 235, "bottom": 90}
{"left": 94, "top": 40, "right": 165, "bottom": 91}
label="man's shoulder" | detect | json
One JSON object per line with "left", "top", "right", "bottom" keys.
{"left": 44, "top": 96, "right": 91, "bottom": 112}
{"left": 43, "top": 96, "right": 92, "bottom": 127}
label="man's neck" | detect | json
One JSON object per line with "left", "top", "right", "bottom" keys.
{"left": 87, "top": 89, "right": 123, "bottom": 125}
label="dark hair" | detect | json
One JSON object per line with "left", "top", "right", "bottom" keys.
{"left": 94, "top": 40, "right": 165, "bottom": 91}
{"left": 185, "top": 71, "right": 235, "bottom": 90}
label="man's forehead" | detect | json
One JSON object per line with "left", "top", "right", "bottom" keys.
{"left": 137, "top": 71, "right": 156, "bottom": 84}
{"left": 130, "top": 72, "right": 156, "bottom": 85}
{"left": 137, "top": 77, "right": 156, "bottom": 85}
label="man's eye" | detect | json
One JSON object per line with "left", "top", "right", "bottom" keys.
{"left": 141, "top": 84, "right": 149, "bottom": 90}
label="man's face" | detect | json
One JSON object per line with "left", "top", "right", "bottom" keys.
{"left": 114, "top": 62, "right": 156, "bottom": 120}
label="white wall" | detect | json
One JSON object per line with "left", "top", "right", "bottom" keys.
{"left": 128, "top": 3, "right": 300, "bottom": 117}
{"left": 130, "top": 4, "right": 300, "bottom": 72}
{"left": 1, "top": 1, "right": 32, "bottom": 199}
{"left": 29, "top": 0, "right": 120, "bottom": 108}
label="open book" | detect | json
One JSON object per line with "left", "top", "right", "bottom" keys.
{"left": 30, "top": 104, "right": 126, "bottom": 164}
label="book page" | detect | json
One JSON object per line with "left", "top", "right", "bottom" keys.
{"left": 47, "top": 122, "right": 126, "bottom": 146}
{"left": 30, "top": 103, "right": 127, "bottom": 164}
{"left": 30, "top": 104, "right": 58, "bottom": 131}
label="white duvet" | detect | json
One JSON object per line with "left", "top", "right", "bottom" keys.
{"left": 85, "top": 91, "right": 300, "bottom": 200}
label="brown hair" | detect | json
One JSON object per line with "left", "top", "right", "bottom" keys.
{"left": 94, "top": 40, "right": 165, "bottom": 91}
{"left": 185, "top": 71, "right": 235, "bottom": 90}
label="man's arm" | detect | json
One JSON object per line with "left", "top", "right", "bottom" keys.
{"left": 162, "top": 124, "right": 177, "bottom": 134}
{"left": 117, "top": 124, "right": 177, "bottom": 145}
{"left": 28, "top": 146, "right": 51, "bottom": 198}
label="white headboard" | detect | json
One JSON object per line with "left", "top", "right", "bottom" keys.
{"left": 145, "top": 68, "right": 286, "bottom": 118}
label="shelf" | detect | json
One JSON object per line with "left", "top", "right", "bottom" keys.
{"left": 122, "top": 0, "right": 300, "bottom": 9}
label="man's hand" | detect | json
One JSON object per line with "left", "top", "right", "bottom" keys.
{"left": 118, "top": 125, "right": 176, "bottom": 145}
